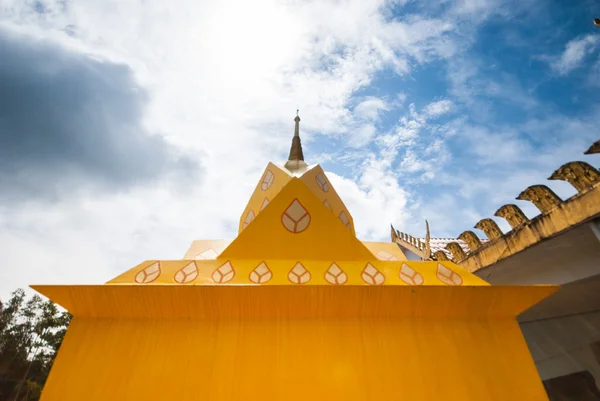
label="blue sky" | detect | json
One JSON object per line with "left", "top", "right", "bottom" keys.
{"left": 0, "top": 0, "right": 598, "bottom": 295}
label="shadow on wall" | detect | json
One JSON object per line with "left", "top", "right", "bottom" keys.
{"left": 544, "top": 371, "right": 600, "bottom": 401}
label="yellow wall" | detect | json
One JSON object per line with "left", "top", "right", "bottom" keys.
{"left": 32, "top": 284, "right": 555, "bottom": 319}
{"left": 41, "top": 316, "right": 549, "bottom": 401}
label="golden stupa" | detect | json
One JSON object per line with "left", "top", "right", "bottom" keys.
{"left": 33, "top": 114, "right": 557, "bottom": 400}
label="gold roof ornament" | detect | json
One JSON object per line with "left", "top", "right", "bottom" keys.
{"left": 517, "top": 185, "right": 562, "bottom": 214}
{"left": 458, "top": 231, "right": 483, "bottom": 252}
{"left": 585, "top": 139, "right": 600, "bottom": 154}
{"left": 390, "top": 224, "right": 398, "bottom": 242}
{"left": 433, "top": 250, "right": 449, "bottom": 261}
{"left": 445, "top": 242, "right": 467, "bottom": 261}
{"left": 474, "top": 218, "right": 503, "bottom": 240}
{"left": 439, "top": 139, "right": 600, "bottom": 273}
{"left": 494, "top": 204, "right": 529, "bottom": 229}
{"left": 423, "top": 220, "right": 432, "bottom": 260}
{"left": 549, "top": 161, "right": 600, "bottom": 193}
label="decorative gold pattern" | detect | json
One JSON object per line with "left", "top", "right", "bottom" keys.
{"left": 288, "top": 262, "right": 311, "bottom": 284}
{"left": 281, "top": 199, "right": 311, "bottom": 233}
{"left": 242, "top": 210, "right": 255, "bottom": 230}
{"left": 549, "top": 161, "right": 600, "bottom": 193}
{"left": 249, "top": 262, "right": 272, "bottom": 284}
{"left": 474, "top": 218, "right": 503, "bottom": 240}
{"left": 494, "top": 204, "right": 529, "bottom": 229}
{"left": 517, "top": 185, "right": 562, "bottom": 214}
{"left": 174, "top": 262, "right": 198, "bottom": 284}
{"left": 324, "top": 263, "right": 347, "bottom": 285}
{"left": 436, "top": 263, "right": 463, "bottom": 286}
{"left": 445, "top": 242, "right": 467, "bottom": 261}
{"left": 315, "top": 174, "right": 330, "bottom": 192}
{"left": 212, "top": 261, "right": 235, "bottom": 283}
{"left": 361, "top": 263, "right": 385, "bottom": 285}
{"left": 399, "top": 263, "right": 424, "bottom": 285}
{"left": 339, "top": 211, "right": 351, "bottom": 230}
{"left": 260, "top": 198, "right": 270, "bottom": 211}
{"left": 134, "top": 262, "right": 161, "bottom": 284}
{"left": 261, "top": 169, "right": 274, "bottom": 191}
{"left": 457, "top": 231, "right": 482, "bottom": 252}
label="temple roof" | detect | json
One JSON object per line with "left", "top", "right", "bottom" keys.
{"left": 392, "top": 138, "right": 600, "bottom": 270}
{"left": 422, "top": 238, "right": 481, "bottom": 258}
{"left": 67, "top": 113, "right": 509, "bottom": 288}
{"left": 392, "top": 231, "right": 488, "bottom": 260}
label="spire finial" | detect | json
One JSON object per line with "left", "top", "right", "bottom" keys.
{"left": 424, "top": 220, "right": 432, "bottom": 260}
{"left": 294, "top": 110, "right": 300, "bottom": 136}
{"left": 284, "top": 110, "right": 307, "bottom": 173}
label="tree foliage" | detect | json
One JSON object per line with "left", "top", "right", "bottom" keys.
{"left": 0, "top": 289, "right": 71, "bottom": 401}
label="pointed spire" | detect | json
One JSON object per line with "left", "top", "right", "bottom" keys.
{"left": 289, "top": 110, "right": 304, "bottom": 161}
{"left": 423, "top": 220, "right": 432, "bottom": 260}
{"left": 284, "top": 110, "right": 308, "bottom": 173}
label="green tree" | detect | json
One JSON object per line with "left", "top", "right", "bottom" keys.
{"left": 0, "top": 289, "right": 71, "bottom": 401}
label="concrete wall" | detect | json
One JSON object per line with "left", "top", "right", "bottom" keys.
{"left": 522, "top": 312, "right": 600, "bottom": 384}
{"left": 475, "top": 220, "right": 600, "bottom": 397}
{"left": 476, "top": 222, "right": 600, "bottom": 286}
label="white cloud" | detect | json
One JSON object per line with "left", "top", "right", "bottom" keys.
{"left": 0, "top": 0, "right": 470, "bottom": 298}
{"left": 451, "top": 0, "right": 501, "bottom": 17}
{"left": 328, "top": 154, "right": 409, "bottom": 240}
{"left": 371, "top": 100, "right": 454, "bottom": 183}
{"left": 344, "top": 97, "right": 388, "bottom": 147}
{"left": 3, "top": 0, "right": 583, "bottom": 300}
{"left": 551, "top": 34, "right": 600, "bottom": 75}
{"left": 353, "top": 97, "right": 389, "bottom": 121}
{"left": 346, "top": 124, "right": 378, "bottom": 148}
{"left": 422, "top": 99, "right": 453, "bottom": 119}
{"left": 461, "top": 125, "right": 532, "bottom": 165}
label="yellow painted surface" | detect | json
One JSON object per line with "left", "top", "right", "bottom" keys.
{"left": 34, "top": 150, "right": 557, "bottom": 400}
{"left": 238, "top": 163, "right": 292, "bottom": 233}
{"left": 41, "top": 316, "right": 550, "bottom": 401}
{"left": 220, "top": 178, "right": 375, "bottom": 260}
{"left": 105, "top": 260, "right": 486, "bottom": 286}
{"left": 299, "top": 165, "right": 356, "bottom": 235}
{"left": 32, "top": 284, "right": 556, "bottom": 319}
{"left": 362, "top": 241, "right": 407, "bottom": 260}
{"left": 181, "top": 239, "right": 231, "bottom": 260}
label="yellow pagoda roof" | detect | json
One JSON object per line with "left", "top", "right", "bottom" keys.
{"left": 34, "top": 113, "right": 555, "bottom": 318}
{"left": 31, "top": 113, "right": 559, "bottom": 401}
{"left": 101, "top": 113, "right": 492, "bottom": 288}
